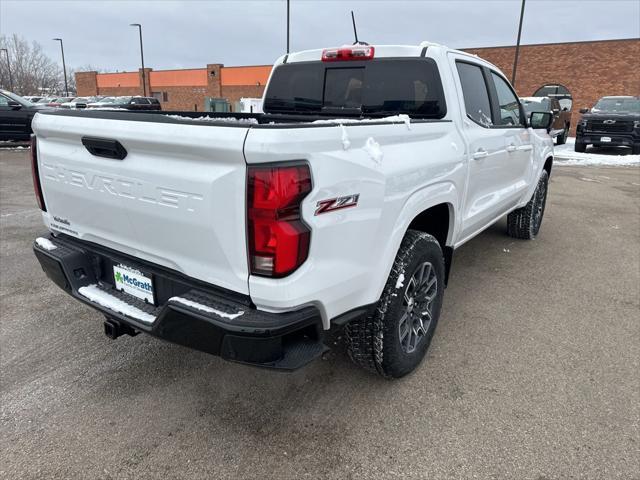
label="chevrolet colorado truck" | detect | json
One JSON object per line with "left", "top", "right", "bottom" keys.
{"left": 575, "top": 96, "right": 640, "bottom": 154}
{"left": 31, "top": 43, "right": 554, "bottom": 378}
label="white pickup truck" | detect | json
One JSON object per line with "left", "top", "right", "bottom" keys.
{"left": 32, "top": 43, "right": 554, "bottom": 377}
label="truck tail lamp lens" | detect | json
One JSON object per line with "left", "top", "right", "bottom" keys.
{"left": 322, "top": 45, "right": 375, "bottom": 62}
{"left": 30, "top": 135, "right": 47, "bottom": 212}
{"left": 247, "top": 164, "right": 312, "bottom": 277}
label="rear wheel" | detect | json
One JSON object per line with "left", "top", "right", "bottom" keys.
{"left": 345, "top": 231, "right": 445, "bottom": 378}
{"left": 574, "top": 141, "right": 587, "bottom": 153}
{"left": 507, "top": 170, "right": 549, "bottom": 240}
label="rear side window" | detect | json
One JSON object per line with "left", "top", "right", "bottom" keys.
{"left": 456, "top": 62, "right": 492, "bottom": 127}
{"left": 263, "top": 58, "right": 446, "bottom": 118}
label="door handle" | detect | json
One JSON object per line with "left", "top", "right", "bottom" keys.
{"left": 518, "top": 145, "right": 533, "bottom": 152}
{"left": 472, "top": 149, "right": 488, "bottom": 160}
{"left": 506, "top": 144, "right": 517, "bottom": 153}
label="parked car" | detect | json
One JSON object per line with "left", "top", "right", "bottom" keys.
{"left": 576, "top": 96, "right": 640, "bottom": 154}
{"left": 23, "top": 96, "right": 45, "bottom": 103}
{"left": 31, "top": 42, "right": 554, "bottom": 377}
{"left": 36, "top": 97, "right": 57, "bottom": 105}
{"left": 86, "top": 96, "right": 161, "bottom": 110}
{"left": 46, "top": 97, "right": 75, "bottom": 108}
{"left": 0, "top": 89, "right": 51, "bottom": 141}
{"left": 521, "top": 96, "right": 571, "bottom": 144}
{"left": 59, "top": 97, "right": 95, "bottom": 109}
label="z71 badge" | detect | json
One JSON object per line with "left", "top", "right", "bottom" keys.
{"left": 315, "top": 194, "right": 360, "bottom": 215}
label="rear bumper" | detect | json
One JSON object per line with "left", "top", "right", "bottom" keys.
{"left": 33, "top": 234, "right": 327, "bottom": 370}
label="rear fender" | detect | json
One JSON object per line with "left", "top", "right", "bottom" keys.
{"left": 375, "top": 181, "right": 458, "bottom": 300}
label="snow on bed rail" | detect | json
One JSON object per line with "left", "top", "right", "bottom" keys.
{"left": 554, "top": 138, "right": 640, "bottom": 166}
{"left": 169, "top": 297, "right": 244, "bottom": 320}
{"left": 312, "top": 114, "right": 412, "bottom": 129}
{"left": 165, "top": 115, "right": 258, "bottom": 124}
{"left": 35, "top": 237, "right": 57, "bottom": 251}
{"left": 78, "top": 285, "right": 156, "bottom": 324}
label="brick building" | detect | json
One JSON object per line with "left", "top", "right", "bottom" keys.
{"left": 464, "top": 38, "right": 639, "bottom": 133}
{"left": 76, "top": 64, "right": 272, "bottom": 111}
{"left": 76, "top": 38, "right": 639, "bottom": 124}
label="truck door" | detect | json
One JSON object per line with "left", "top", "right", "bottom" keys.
{"left": 449, "top": 56, "right": 532, "bottom": 242}
{"left": 451, "top": 59, "right": 510, "bottom": 240}
{"left": 486, "top": 70, "right": 532, "bottom": 209}
{"left": 0, "top": 93, "right": 30, "bottom": 140}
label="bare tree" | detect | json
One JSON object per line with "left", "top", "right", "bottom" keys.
{"left": 0, "top": 34, "right": 63, "bottom": 95}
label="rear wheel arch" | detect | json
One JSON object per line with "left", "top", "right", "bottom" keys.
{"left": 406, "top": 202, "right": 454, "bottom": 284}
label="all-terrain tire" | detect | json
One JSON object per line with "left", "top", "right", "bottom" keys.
{"left": 507, "top": 170, "right": 549, "bottom": 240}
{"left": 574, "top": 142, "right": 587, "bottom": 153}
{"left": 345, "top": 230, "right": 445, "bottom": 378}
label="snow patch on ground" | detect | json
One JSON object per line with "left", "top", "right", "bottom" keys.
{"left": 364, "top": 137, "right": 383, "bottom": 165}
{"left": 35, "top": 237, "right": 57, "bottom": 251}
{"left": 169, "top": 297, "right": 244, "bottom": 320}
{"left": 165, "top": 115, "right": 258, "bottom": 124}
{"left": 78, "top": 285, "right": 156, "bottom": 324}
{"left": 554, "top": 138, "right": 640, "bottom": 166}
{"left": 340, "top": 124, "right": 351, "bottom": 150}
{"left": 395, "top": 273, "right": 405, "bottom": 290}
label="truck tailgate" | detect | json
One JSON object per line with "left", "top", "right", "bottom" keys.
{"left": 32, "top": 113, "right": 250, "bottom": 294}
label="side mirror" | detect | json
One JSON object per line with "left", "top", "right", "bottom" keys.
{"left": 530, "top": 111, "right": 553, "bottom": 131}
{"left": 579, "top": 108, "right": 589, "bottom": 114}
{"left": 8, "top": 100, "right": 22, "bottom": 110}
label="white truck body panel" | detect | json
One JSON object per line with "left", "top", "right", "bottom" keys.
{"left": 33, "top": 43, "right": 553, "bottom": 330}
{"left": 32, "top": 115, "right": 251, "bottom": 294}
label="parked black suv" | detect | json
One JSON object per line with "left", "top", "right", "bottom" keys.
{"left": 0, "top": 90, "right": 51, "bottom": 141}
{"left": 576, "top": 96, "right": 640, "bottom": 154}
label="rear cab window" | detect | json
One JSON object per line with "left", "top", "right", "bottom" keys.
{"left": 263, "top": 58, "right": 447, "bottom": 119}
{"left": 455, "top": 61, "right": 492, "bottom": 127}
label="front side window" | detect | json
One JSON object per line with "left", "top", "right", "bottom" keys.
{"left": 491, "top": 72, "right": 523, "bottom": 126}
{"left": 456, "top": 62, "right": 492, "bottom": 127}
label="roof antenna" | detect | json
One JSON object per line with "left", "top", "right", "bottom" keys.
{"left": 351, "top": 11, "right": 359, "bottom": 44}
{"left": 350, "top": 11, "right": 369, "bottom": 45}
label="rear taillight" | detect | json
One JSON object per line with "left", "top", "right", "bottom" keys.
{"left": 30, "top": 135, "right": 46, "bottom": 212}
{"left": 322, "top": 45, "right": 375, "bottom": 62}
{"left": 247, "top": 164, "right": 312, "bottom": 277}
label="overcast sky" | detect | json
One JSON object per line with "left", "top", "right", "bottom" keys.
{"left": 2, "top": 0, "right": 639, "bottom": 71}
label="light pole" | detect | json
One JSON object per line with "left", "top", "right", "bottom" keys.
{"left": 511, "top": 0, "right": 526, "bottom": 86}
{"left": 0, "top": 48, "right": 13, "bottom": 91}
{"left": 130, "top": 23, "right": 146, "bottom": 96}
{"left": 286, "top": 0, "right": 290, "bottom": 53}
{"left": 53, "top": 38, "right": 68, "bottom": 96}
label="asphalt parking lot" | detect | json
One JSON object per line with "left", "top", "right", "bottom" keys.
{"left": 1, "top": 148, "right": 638, "bottom": 480}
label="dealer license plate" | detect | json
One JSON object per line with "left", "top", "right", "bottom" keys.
{"left": 600, "top": 137, "right": 611, "bottom": 143}
{"left": 113, "top": 264, "right": 155, "bottom": 304}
